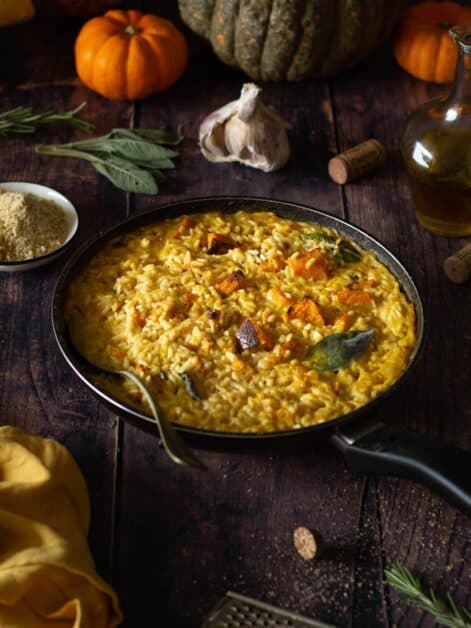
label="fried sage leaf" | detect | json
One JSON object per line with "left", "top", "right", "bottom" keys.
{"left": 308, "top": 329, "right": 374, "bottom": 372}
{"left": 302, "top": 231, "right": 362, "bottom": 264}
{"left": 180, "top": 371, "right": 203, "bottom": 400}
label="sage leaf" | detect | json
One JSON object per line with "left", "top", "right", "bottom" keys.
{"left": 180, "top": 371, "right": 202, "bottom": 400}
{"left": 308, "top": 329, "right": 374, "bottom": 372}
{"left": 149, "top": 170, "right": 167, "bottom": 183}
{"left": 110, "top": 128, "right": 182, "bottom": 145}
{"left": 302, "top": 231, "right": 362, "bottom": 264}
{"left": 302, "top": 231, "right": 337, "bottom": 244}
{"left": 336, "top": 242, "right": 362, "bottom": 264}
{"left": 93, "top": 157, "right": 158, "bottom": 194}
{"left": 84, "top": 138, "right": 178, "bottom": 161}
{"left": 35, "top": 126, "right": 181, "bottom": 194}
{"left": 131, "top": 157, "right": 175, "bottom": 170}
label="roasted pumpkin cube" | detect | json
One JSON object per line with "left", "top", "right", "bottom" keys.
{"left": 337, "top": 289, "right": 373, "bottom": 308}
{"left": 287, "top": 297, "right": 325, "bottom": 325}
{"left": 215, "top": 269, "right": 245, "bottom": 295}
{"left": 207, "top": 232, "right": 237, "bottom": 254}
{"left": 288, "top": 249, "right": 330, "bottom": 280}
{"left": 173, "top": 216, "right": 194, "bottom": 238}
{"left": 131, "top": 310, "right": 146, "bottom": 328}
{"left": 261, "top": 255, "right": 286, "bottom": 272}
{"left": 332, "top": 313, "right": 354, "bottom": 332}
{"left": 278, "top": 339, "right": 303, "bottom": 360}
{"left": 266, "top": 287, "right": 294, "bottom": 308}
{"left": 235, "top": 317, "right": 274, "bottom": 351}
{"left": 182, "top": 291, "right": 198, "bottom": 305}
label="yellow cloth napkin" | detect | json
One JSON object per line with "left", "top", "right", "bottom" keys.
{"left": 0, "top": 426, "right": 123, "bottom": 627}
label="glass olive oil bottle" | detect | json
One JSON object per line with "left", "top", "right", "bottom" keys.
{"left": 401, "top": 25, "right": 471, "bottom": 236}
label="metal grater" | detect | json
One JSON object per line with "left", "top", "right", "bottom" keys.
{"left": 202, "top": 591, "right": 335, "bottom": 628}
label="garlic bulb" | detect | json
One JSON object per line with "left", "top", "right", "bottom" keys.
{"left": 199, "top": 83, "right": 290, "bottom": 172}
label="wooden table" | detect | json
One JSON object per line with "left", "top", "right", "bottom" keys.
{"left": 1, "top": 4, "right": 470, "bottom": 627}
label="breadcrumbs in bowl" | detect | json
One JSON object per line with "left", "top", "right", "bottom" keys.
{"left": 0, "top": 182, "right": 79, "bottom": 272}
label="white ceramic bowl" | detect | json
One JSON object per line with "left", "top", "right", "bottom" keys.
{"left": 0, "top": 182, "right": 79, "bottom": 272}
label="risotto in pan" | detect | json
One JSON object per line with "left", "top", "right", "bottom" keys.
{"left": 65, "top": 210, "right": 416, "bottom": 433}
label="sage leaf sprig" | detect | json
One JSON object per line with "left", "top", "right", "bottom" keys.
{"left": 308, "top": 329, "right": 374, "bottom": 371}
{"left": 35, "top": 128, "right": 182, "bottom": 194}
{"left": 0, "top": 102, "right": 94, "bottom": 136}
{"left": 386, "top": 564, "right": 471, "bottom": 628}
{"left": 302, "top": 231, "right": 362, "bottom": 264}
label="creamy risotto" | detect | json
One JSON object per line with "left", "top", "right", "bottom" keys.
{"left": 65, "top": 210, "right": 416, "bottom": 433}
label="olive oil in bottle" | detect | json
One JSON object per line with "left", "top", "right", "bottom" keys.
{"left": 401, "top": 25, "right": 471, "bottom": 237}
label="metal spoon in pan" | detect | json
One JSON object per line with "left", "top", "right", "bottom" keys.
{"left": 67, "top": 316, "right": 206, "bottom": 470}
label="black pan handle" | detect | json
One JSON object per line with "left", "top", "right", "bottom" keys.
{"left": 330, "top": 420, "right": 471, "bottom": 516}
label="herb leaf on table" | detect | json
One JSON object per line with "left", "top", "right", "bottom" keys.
{"left": 385, "top": 563, "right": 471, "bottom": 628}
{"left": 35, "top": 129, "right": 182, "bottom": 194}
{"left": 0, "top": 102, "right": 94, "bottom": 136}
{"left": 93, "top": 157, "right": 158, "bottom": 194}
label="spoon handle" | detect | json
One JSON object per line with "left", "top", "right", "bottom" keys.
{"left": 119, "top": 371, "right": 206, "bottom": 470}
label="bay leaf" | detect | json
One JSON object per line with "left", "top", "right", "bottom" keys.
{"left": 308, "top": 329, "right": 374, "bottom": 372}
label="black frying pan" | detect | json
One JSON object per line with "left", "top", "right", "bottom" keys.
{"left": 52, "top": 197, "right": 471, "bottom": 515}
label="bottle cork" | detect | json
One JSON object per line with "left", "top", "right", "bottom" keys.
{"left": 444, "top": 243, "right": 471, "bottom": 284}
{"left": 328, "top": 139, "right": 386, "bottom": 184}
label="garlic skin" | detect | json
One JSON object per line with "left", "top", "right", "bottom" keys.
{"left": 199, "top": 83, "right": 290, "bottom": 172}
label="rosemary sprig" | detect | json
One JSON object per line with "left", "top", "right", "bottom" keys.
{"left": 386, "top": 564, "right": 471, "bottom": 628}
{"left": 35, "top": 128, "right": 182, "bottom": 194}
{"left": 0, "top": 102, "right": 94, "bottom": 136}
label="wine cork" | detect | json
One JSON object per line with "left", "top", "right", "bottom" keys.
{"left": 444, "top": 243, "right": 471, "bottom": 284}
{"left": 328, "top": 139, "right": 386, "bottom": 184}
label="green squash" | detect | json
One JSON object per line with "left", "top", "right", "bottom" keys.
{"left": 178, "top": 0, "right": 407, "bottom": 81}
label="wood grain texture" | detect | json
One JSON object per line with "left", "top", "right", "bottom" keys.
{"left": 0, "top": 3, "right": 469, "bottom": 627}
{"left": 0, "top": 78, "right": 130, "bottom": 578}
{"left": 331, "top": 51, "right": 471, "bottom": 625}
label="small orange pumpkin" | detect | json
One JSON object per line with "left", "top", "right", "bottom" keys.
{"left": 393, "top": 1, "right": 471, "bottom": 83}
{"left": 75, "top": 9, "right": 188, "bottom": 100}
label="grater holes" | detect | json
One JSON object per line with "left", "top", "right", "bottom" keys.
{"left": 221, "top": 599, "right": 304, "bottom": 627}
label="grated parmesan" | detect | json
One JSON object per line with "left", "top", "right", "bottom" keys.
{"left": 0, "top": 188, "right": 68, "bottom": 261}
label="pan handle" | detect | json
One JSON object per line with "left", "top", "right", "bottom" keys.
{"left": 330, "top": 420, "right": 471, "bottom": 516}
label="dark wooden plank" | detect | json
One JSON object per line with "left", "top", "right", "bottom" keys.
{"left": 114, "top": 437, "right": 370, "bottom": 627}
{"left": 106, "top": 24, "right": 381, "bottom": 624}
{"left": 0, "top": 81, "right": 131, "bottom": 578}
{"left": 331, "top": 49, "right": 471, "bottom": 625}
